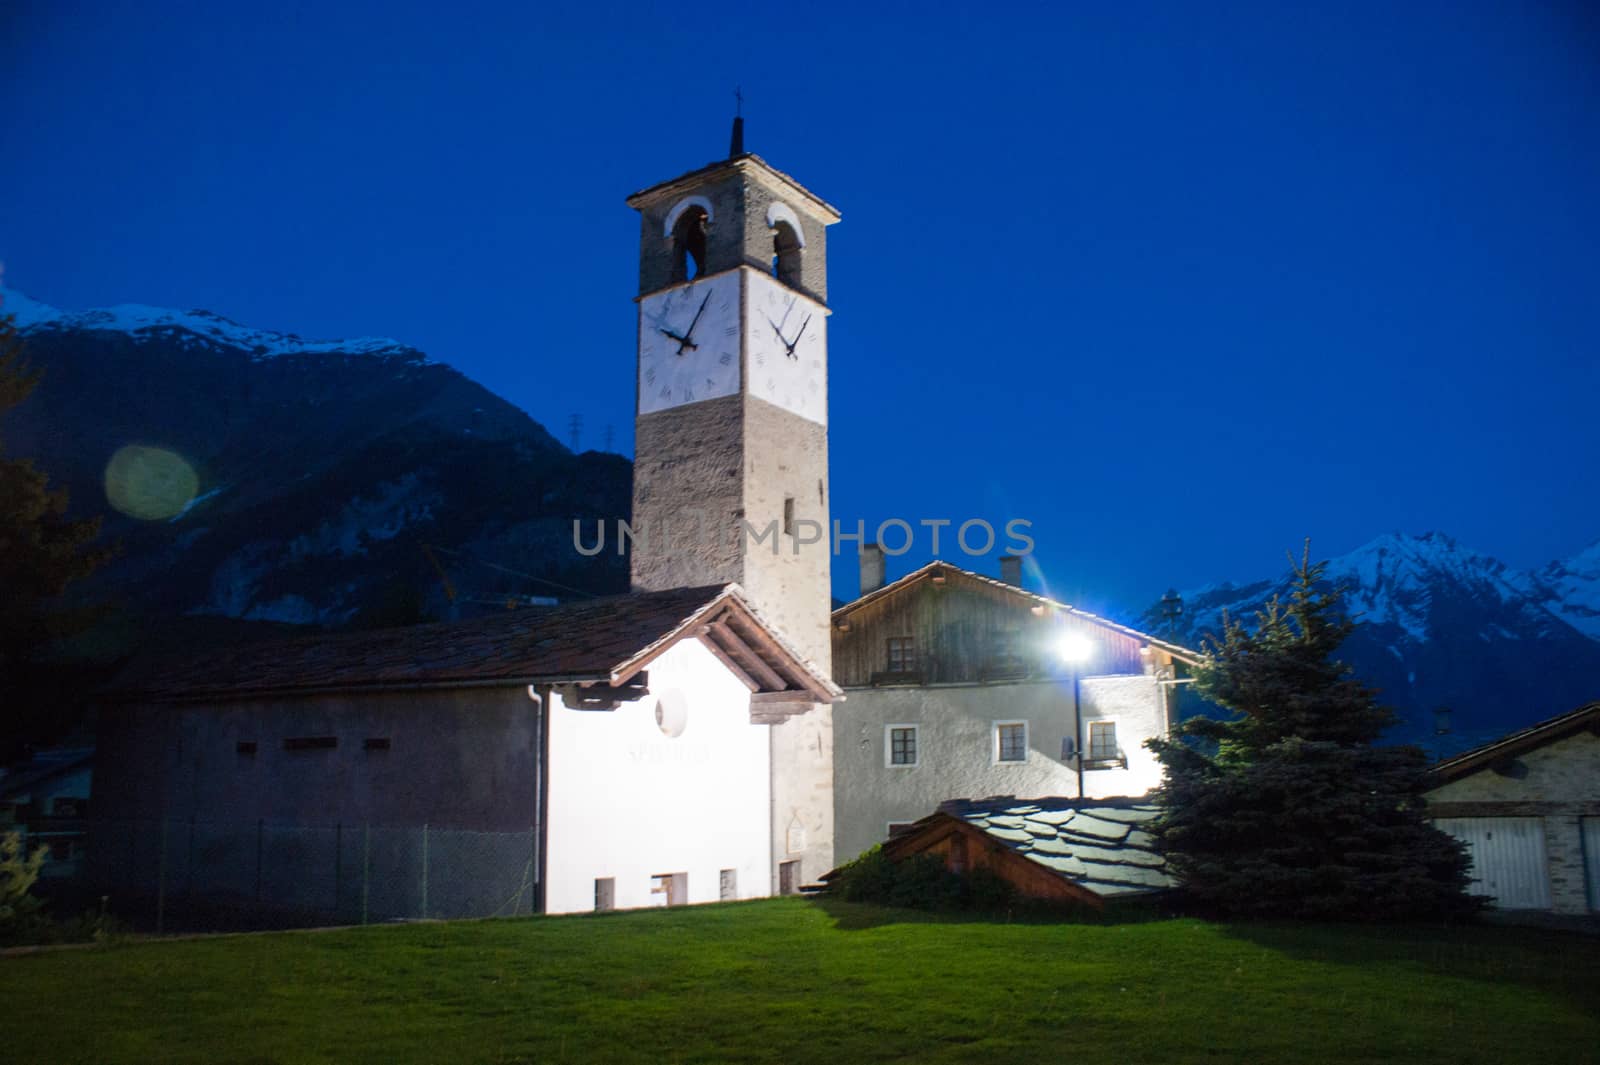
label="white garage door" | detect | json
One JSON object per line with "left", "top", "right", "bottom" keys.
{"left": 1432, "top": 817, "right": 1552, "bottom": 910}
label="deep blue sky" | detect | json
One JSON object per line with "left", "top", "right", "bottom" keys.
{"left": 3, "top": 2, "right": 1597, "bottom": 616}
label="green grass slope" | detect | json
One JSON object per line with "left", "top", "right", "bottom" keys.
{"left": 2, "top": 899, "right": 1595, "bottom": 1064}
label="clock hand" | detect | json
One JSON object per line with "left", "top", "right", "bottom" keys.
{"left": 677, "top": 292, "right": 711, "bottom": 354}
{"left": 767, "top": 316, "right": 791, "bottom": 348}
{"left": 786, "top": 315, "right": 811, "bottom": 358}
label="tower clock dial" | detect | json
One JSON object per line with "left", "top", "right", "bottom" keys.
{"left": 638, "top": 271, "right": 741, "bottom": 415}
{"left": 745, "top": 271, "right": 827, "bottom": 426}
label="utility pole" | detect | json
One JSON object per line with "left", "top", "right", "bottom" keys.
{"left": 568, "top": 414, "right": 582, "bottom": 452}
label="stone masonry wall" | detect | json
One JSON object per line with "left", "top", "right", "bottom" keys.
{"left": 1426, "top": 731, "right": 1600, "bottom": 914}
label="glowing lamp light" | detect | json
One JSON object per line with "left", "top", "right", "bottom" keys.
{"left": 1056, "top": 632, "right": 1093, "bottom": 665}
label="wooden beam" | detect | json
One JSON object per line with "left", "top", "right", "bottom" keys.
{"left": 722, "top": 608, "right": 835, "bottom": 702}
{"left": 749, "top": 690, "right": 817, "bottom": 723}
{"left": 693, "top": 627, "right": 760, "bottom": 691}
{"left": 708, "top": 619, "right": 788, "bottom": 691}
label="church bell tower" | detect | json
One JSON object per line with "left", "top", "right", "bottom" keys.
{"left": 625, "top": 124, "right": 839, "bottom": 880}
{"left": 624, "top": 130, "right": 838, "bottom": 673}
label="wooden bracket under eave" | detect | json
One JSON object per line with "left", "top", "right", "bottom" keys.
{"left": 555, "top": 673, "right": 650, "bottom": 711}
{"left": 749, "top": 690, "right": 819, "bottom": 724}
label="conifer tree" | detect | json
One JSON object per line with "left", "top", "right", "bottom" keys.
{"left": 0, "top": 300, "right": 113, "bottom": 758}
{"left": 1147, "top": 542, "right": 1479, "bottom": 920}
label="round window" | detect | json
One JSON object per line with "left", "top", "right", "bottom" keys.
{"left": 654, "top": 688, "right": 688, "bottom": 738}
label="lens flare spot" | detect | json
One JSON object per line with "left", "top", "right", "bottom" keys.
{"left": 104, "top": 445, "right": 199, "bottom": 521}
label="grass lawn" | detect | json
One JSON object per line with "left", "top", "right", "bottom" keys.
{"left": 2, "top": 899, "right": 1596, "bottom": 1064}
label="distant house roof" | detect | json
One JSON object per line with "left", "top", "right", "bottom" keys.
{"left": 0, "top": 749, "right": 95, "bottom": 802}
{"left": 1427, "top": 701, "right": 1600, "bottom": 786}
{"left": 833, "top": 560, "right": 1201, "bottom": 666}
{"left": 841, "top": 796, "right": 1173, "bottom": 904}
{"left": 108, "top": 584, "right": 841, "bottom": 706}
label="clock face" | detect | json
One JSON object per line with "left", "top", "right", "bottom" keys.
{"left": 745, "top": 271, "right": 827, "bottom": 426}
{"left": 638, "top": 272, "right": 740, "bottom": 415}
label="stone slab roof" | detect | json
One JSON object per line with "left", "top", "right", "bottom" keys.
{"left": 107, "top": 584, "right": 840, "bottom": 705}
{"left": 935, "top": 796, "right": 1174, "bottom": 898}
{"left": 625, "top": 152, "right": 840, "bottom": 222}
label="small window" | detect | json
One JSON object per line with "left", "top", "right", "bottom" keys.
{"left": 650, "top": 872, "right": 687, "bottom": 907}
{"left": 594, "top": 877, "right": 615, "bottom": 912}
{"left": 783, "top": 496, "right": 796, "bottom": 536}
{"left": 719, "top": 868, "right": 738, "bottom": 901}
{"left": 47, "top": 838, "right": 75, "bottom": 861}
{"left": 363, "top": 737, "right": 391, "bottom": 752}
{"left": 995, "top": 721, "right": 1028, "bottom": 764}
{"left": 655, "top": 689, "right": 688, "bottom": 738}
{"left": 886, "top": 821, "right": 916, "bottom": 838}
{"left": 886, "top": 725, "right": 919, "bottom": 768}
{"left": 283, "top": 736, "right": 337, "bottom": 752}
{"left": 886, "top": 637, "right": 916, "bottom": 673}
{"left": 236, "top": 740, "right": 258, "bottom": 756}
{"left": 778, "top": 860, "right": 801, "bottom": 896}
{"left": 52, "top": 798, "right": 83, "bottom": 817}
{"left": 1088, "top": 721, "right": 1118, "bottom": 762}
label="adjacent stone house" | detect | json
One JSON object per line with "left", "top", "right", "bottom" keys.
{"left": 1424, "top": 701, "right": 1600, "bottom": 915}
{"left": 829, "top": 552, "right": 1199, "bottom": 861}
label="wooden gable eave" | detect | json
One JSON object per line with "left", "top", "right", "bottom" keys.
{"left": 715, "top": 596, "right": 841, "bottom": 704}
{"left": 705, "top": 617, "right": 788, "bottom": 691}
{"left": 605, "top": 586, "right": 841, "bottom": 724}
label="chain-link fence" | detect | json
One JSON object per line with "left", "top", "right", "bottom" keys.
{"left": 84, "top": 818, "right": 538, "bottom": 933}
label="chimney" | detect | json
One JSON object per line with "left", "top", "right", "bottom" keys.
{"left": 860, "top": 543, "right": 885, "bottom": 596}
{"left": 999, "top": 554, "right": 1022, "bottom": 586}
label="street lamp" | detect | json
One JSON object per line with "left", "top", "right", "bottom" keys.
{"left": 1057, "top": 631, "right": 1093, "bottom": 798}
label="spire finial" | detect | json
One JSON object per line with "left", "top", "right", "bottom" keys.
{"left": 729, "top": 87, "right": 745, "bottom": 157}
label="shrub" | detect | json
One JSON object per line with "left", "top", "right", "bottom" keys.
{"left": 1, "top": 830, "right": 47, "bottom": 945}
{"left": 829, "top": 845, "right": 1020, "bottom": 913}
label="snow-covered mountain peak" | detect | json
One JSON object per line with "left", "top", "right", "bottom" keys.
{"left": 1154, "top": 531, "right": 1600, "bottom": 752}
{"left": 2, "top": 286, "right": 417, "bottom": 361}
{"left": 1535, "top": 538, "right": 1600, "bottom": 641}
{"left": 1267, "top": 532, "right": 1523, "bottom": 643}
{"left": 0, "top": 288, "right": 64, "bottom": 330}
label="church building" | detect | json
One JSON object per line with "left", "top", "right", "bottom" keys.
{"left": 90, "top": 128, "right": 845, "bottom": 918}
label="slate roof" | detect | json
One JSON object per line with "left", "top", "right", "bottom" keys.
{"left": 625, "top": 152, "right": 841, "bottom": 221}
{"left": 917, "top": 797, "right": 1173, "bottom": 898}
{"left": 834, "top": 561, "right": 1202, "bottom": 666}
{"left": 1427, "top": 700, "right": 1600, "bottom": 786}
{"left": 108, "top": 584, "right": 840, "bottom": 704}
